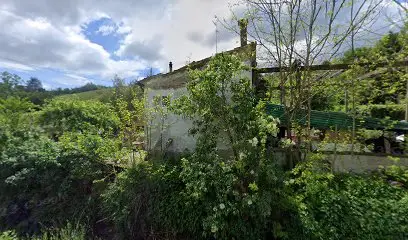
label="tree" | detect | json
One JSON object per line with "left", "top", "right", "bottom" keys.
{"left": 222, "top": 0, "right": 382, "bottom": 147}
{"left": 224, "top": 0, "right": 381, "bottom": 136}
{"left": 0, "top": 72, "right": 22, "bottom": 97}
{"left": 110, "top": 76, "right": 145, "bottom": 150}
{"left": 231, "top": 0, "right": 381, "bottom": 66}
{"left": 173, "top": 53, "right": 278, "bottom": 163}
{"left": 169, "top": 53, "right": 286, "bottom": 239}
{"left": 38, "top": 98, "right": 120, "bottom": 140}
{"left": 392, "top": 0, "right": 408, "bottom": 13}
{"left": 26, "top": 77, "right": 43, "bottom": 92}
{"left": 334, "top": 28, "right": 408, "bottom": 106}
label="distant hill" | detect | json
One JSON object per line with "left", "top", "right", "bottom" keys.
{"left": 56, "top": 88, "right": 114, "bottom": 102}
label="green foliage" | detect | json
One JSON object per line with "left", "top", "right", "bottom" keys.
{"left": 0, "top": 97, "right": 35, "bottom": 132}
{"left": 1, "top": 71, "right": 110, "bottom": 105}
{"left": 177, "top": 153, "right": 290, "bottom": 239}
{"left": 0, "top": 72, "right": 22, "bottom": 97}
{"left": 288, "top": 154, "right": 408, "bottom": 239}
{"left": 34, "top": 223, "right": 86, "bottom": 240}
{"left": 111, "top": 81, "right": 145, "bottom": 149}
{"left": 57, "top": 88, "right": 114, "bottom": 103}
{"left": 312, "top": 27, "right": 408, "bottom": 119}
{"left": 103, "top": 153, "right": 292, "bottom": 239}
{"left": 381, "top": 164, "right": 408, "bottom": 186}
{"left": 38, "top": 98, "right": 120, "bottom": 139}
{"left": 337, "top": 28, "right": 407, "bottom": 107}
{"left": 0, "top": 231, "right": 17, "bottom": 240}
{"left": 0, "top": 223, "right": 86, "bottom": 240}
{"left": 0, "top": 97, "right": 120, "bottom": 238}
{"left": 310, "top": 91, "right": 339, "bottom": 111}
{"left": 103, "top": 54, "right": 295, "bottom": 239}
{"left": 358, "top": 104, "right": 405, "bottom": 120}
{"left": 102, "top": 162, "right": 185, "bottom": 239}
{"left": 172, "top": 53, "right": 278, "bottom": 159}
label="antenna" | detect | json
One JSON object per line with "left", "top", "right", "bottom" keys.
{"left": 213, "top": 16, "right": 218, "bottom": 53}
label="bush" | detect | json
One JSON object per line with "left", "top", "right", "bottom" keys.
{"left": 288, "top": 154, "right": 408, "bottom": 239}
{"left": 0, "top": 123, "right": 115, "bottom": 237}
{"left": 102, "top": 160, "right": 199, "bottom": 239}
{"left": 0, "top": 98, "right": 121, "bottom": 238}
{"left": 102, "top": 151, "right": 296, "bottom": 240}
{"left": 38, "top": 98, "right": 120, "bottom": 140}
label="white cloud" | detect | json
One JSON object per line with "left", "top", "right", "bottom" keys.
{"left": 1, "top": 0, "right": 240, "bottom": 73}
{"left": 0, "top": 8, "right": 152, "bottom": 81}
{"left": 96, "top": 24, "right": 116, "bottom": 36}
{"left": 53, "top": 73, "right": 91, "bottom": 87}
{"left": 42, "top": 82, "right": 52, "bottom": 90}
{"left": 0, "top": 60, "right": 35, "bottom": 71}
{"left": 0, "top": 0, "right": 404, "bottom": 87}
{"left": 115, "top": 34, "right": 164, "bottom": 61}
{"left": 117, "top": 24, "right": 132, "bottom": 34}
{"left": 64, "top": 73, "right": 91, "bottom": 85}
{"left": 114, "top": 0, "right": 240, "bottom": 69}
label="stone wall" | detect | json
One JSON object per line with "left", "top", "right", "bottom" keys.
{"left": 324, "top": 152, "right": 408, "bottom": 173}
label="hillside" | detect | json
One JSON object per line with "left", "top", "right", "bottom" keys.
{"left": 56, "top": 87, "right": 114, "bottom": 102}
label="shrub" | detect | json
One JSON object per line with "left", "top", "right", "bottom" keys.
{"left": 103, "top": 152, "right": 294, "bottom": 240}
{"left": 0, "top": 98, "right": 120, "bottom": 238}
{"left": 288, "top": 154, "right": 408, "bottom": 239}
{"left": 38, "top": 98, "right": 120, "bottom": 140}
{"left": 102, "top": 161, "right": 196, "bottom": 239}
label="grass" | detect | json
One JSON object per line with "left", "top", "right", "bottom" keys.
{"left": 0, "top": 223, "right": 86, "bottom": 240}
{"left": 56, "top": 88, "right": 114, "bottom": 103}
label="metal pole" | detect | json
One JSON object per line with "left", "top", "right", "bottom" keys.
{"left": 405, "top": 77, "right": 408, "bottom": 121}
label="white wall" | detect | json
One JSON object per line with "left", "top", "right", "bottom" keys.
{"left": 144, "top": 59, "right": 253, "bottom": 153}
{"left": 145, "top": 87, "right": 197, "bottom": 153}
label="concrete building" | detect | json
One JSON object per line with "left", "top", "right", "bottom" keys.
{"left": 139, "top": 22, "right": 256, "bottom": 154}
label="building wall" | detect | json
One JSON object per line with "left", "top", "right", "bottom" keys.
{"left": 145, "top": 84, "right": 197, "bottom": 153}
{"left": 144, "top": 64, "right": 253, "bottom": 153}
{"left": 325, "top": 153, "right": 408, "bottom": 173}
{"left": 142, "top": 43, "right": 256, "bottom": 154}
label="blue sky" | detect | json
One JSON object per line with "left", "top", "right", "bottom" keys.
{"left": 0, "top": 0, "right": 406, "bottom": 89}
{"left": 0, "top": 0, "right": 242, "bottom": 90}
{"left": 0, "top": 0, "right": 248, "bottom": 90}
{"left": 0, "top": 16, "right": 160, "bottom": 89}
{"left": 82, "top": 17, "right": 123, "bottom": 59}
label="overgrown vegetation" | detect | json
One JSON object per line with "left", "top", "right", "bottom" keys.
{"left": 1, "top": 16, "right": 408, "bottom": 240}
{"left": 0, "top": 96, "right": 122, "bottom": 238}
{"left": 289, "top": 155, "right": 408, "bottom": 239}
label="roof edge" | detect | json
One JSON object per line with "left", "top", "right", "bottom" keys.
{"left": 139, "top": 42, "right": 257, "bottom": 85}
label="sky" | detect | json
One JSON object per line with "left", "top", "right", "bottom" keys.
{"left": 0, "top": 0, "right": 406, "bottom": 89}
